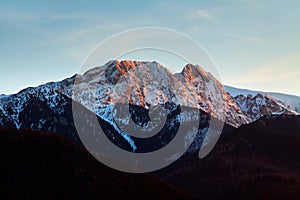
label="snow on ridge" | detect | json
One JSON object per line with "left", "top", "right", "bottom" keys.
{"left": 232, "top": 91, "right": 299, "bottom": 122}
{"left": 1, "top": 60, "right": 247, "bottom": 150}
{"left": 0, "top": 60, "right": 252, "bottom": 131}
{"left": 225, "top": 85, "right": 300, "bottom": 114}
{"left": 224, "top": 85, "right": 259, "bottom": 97}
{"left": 71, "top": 60, "right": 252, "bottom": 128}
{"left": 2, "top": 60, "right": 298, "bottom": 143}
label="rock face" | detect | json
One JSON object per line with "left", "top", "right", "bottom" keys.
{"left": 0, "top": 60, "right": 298, "bottom": 152}
{"left": 233, "top": 94, "right": 298, "bottom": 121}
{"left": 225, "top": 85, "right": 300, "bottom": 114}
{"left": 72, "top": 60, "right": 251, "bottom": 128}
{"left": 0, "top": 79, "right": 80, "bottom": 143}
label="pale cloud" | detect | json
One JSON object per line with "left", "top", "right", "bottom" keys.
{"left": 63, "top": 24, "right": 125, "bottom": 41}
{"left": 0, "top": 9, "right": 108, "bottom": 22}
{"left": 226, "top": 33, "right": 268, "bottom": 44}
{"left": 60, "top": 23, "right": 131, "bottom": 60}
{"left": 188, "top": 9, "right": 214, "bottom": 20}
{"left": 49, "top": 13, "right": 111, "bottom": 21}
{"left": 50, "top": 14, "right": 94, "bottom": 20}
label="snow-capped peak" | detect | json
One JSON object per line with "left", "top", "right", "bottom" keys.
{"left": 0, "top": 60, "right": 298, "bottom": 134}
{"left": 71, "top": 60, "right": 251, "bottom": 128}
{"left": 0, "top": 60, "right": 299, "bottom": 152}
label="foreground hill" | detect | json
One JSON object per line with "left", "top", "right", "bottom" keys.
{"left": 1, "top": 115, "right": 299, "bottom": 199}
{"left": 0, "top": 128, "right": 195, "bottom": 199}
{"left": 158, "top": 115, "right": 300, "bottom": 200}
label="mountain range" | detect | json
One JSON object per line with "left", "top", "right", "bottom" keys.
{"left": 0, "top": 60, "right": 299, "bottom": 153}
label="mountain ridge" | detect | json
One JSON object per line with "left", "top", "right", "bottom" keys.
{"left": 225, "top": 85, "right": 300, "bottom": 113}
{"left": 0, "top": 60, "right": 298, "bottom": 152}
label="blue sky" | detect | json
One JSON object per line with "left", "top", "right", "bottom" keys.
{"left": 1, "top": 0, "right": 299, "bottom": 96}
